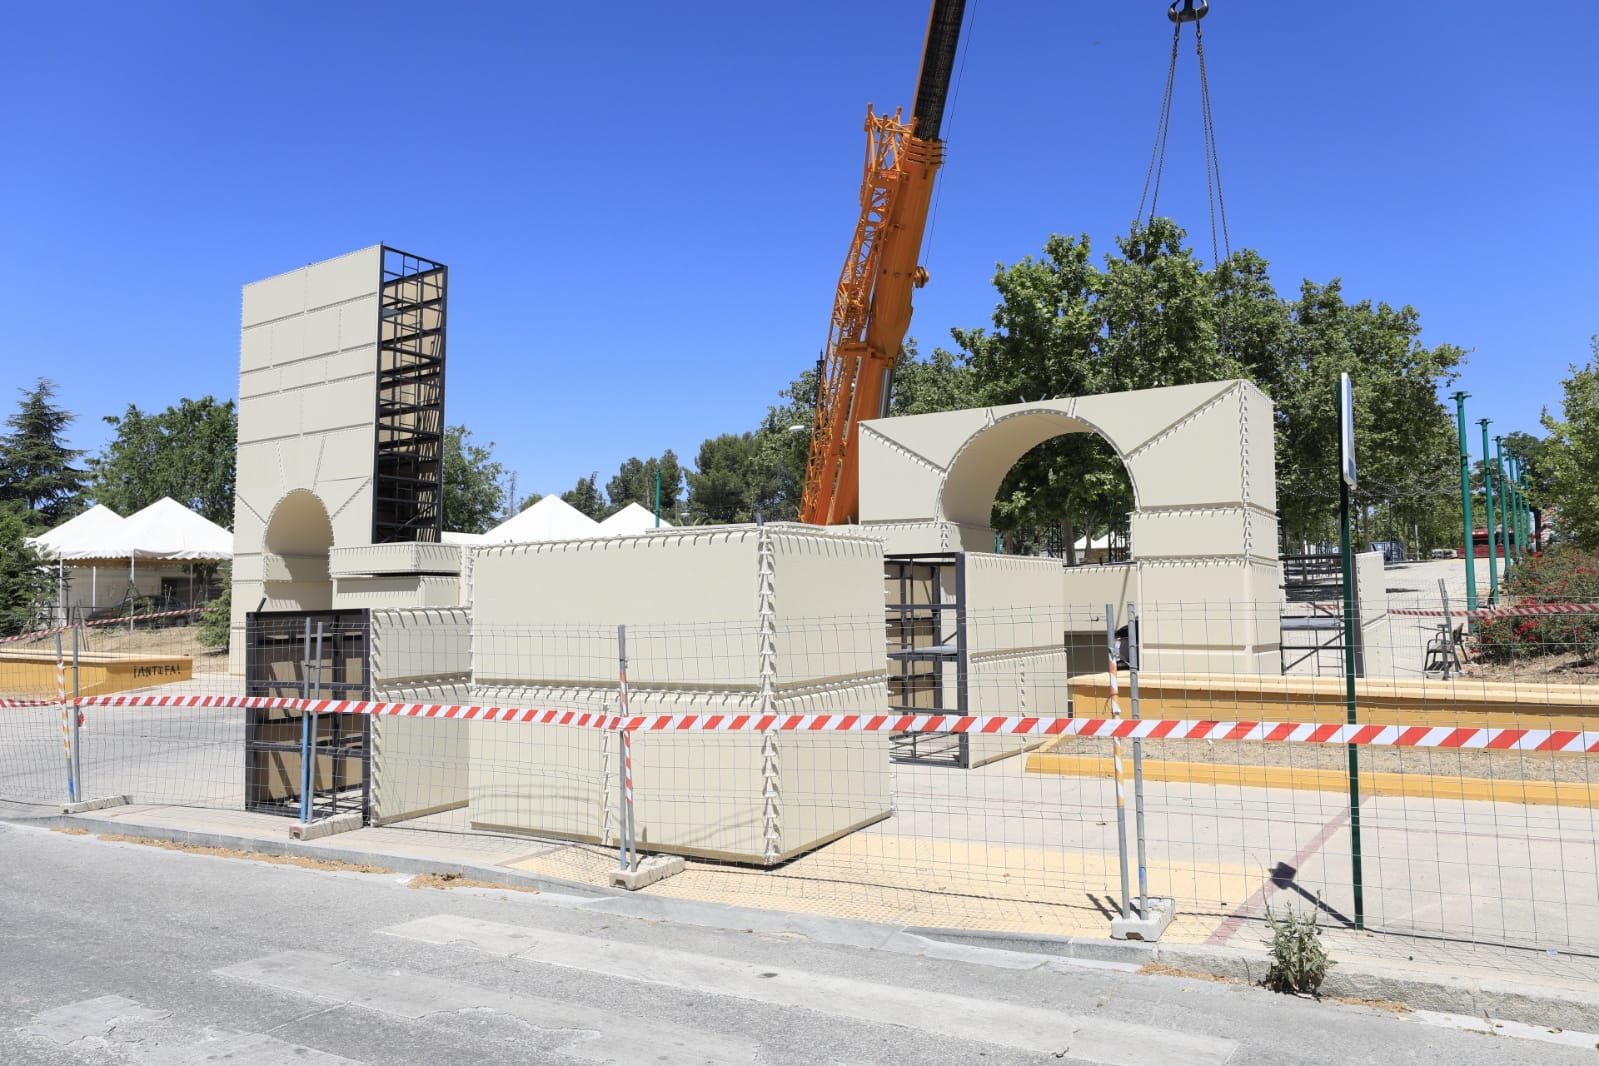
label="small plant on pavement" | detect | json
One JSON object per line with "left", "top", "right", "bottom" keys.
{"left": 1263, "top": 898, "right": 1334, "bottom": 995}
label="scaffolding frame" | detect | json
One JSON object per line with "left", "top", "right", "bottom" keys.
{"left": 372, "top": 247, "right": 446, "bottom": 545}
{"left": 885, "top": 552, "right": 970, "bottom": 766}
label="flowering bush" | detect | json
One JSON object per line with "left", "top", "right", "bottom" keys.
{"left": 1473, "top": 547, "right": 1599, "bottom": 662}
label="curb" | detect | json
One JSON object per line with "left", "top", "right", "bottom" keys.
{"left": 9, "top": 810, "right": 1596, "bottom": 1033}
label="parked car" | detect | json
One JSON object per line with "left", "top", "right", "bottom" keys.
{"left": 1370, "top": 540, "right": 1408, "bottom": 564}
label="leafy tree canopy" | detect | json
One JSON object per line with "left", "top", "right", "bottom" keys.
{"left": 604, "top": 451, "right": 685, "bottom": 521}
{"left": 0, "top": 508, "right": 52, "bottom": 636}
{"left": 88, "top": 396, "right": 236, "bottom": 528}
{"left": 1540, "top": 337, "right": 1599, "bottom": 550}
{"left": 561, "top": 473, "right": 604, "bottom": 520}
{"left": 441, "top": 425, "right": 509, "bottom": 535}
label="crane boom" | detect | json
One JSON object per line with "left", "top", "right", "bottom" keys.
{"left": 799, "top": 0, "right": 966, "bottom": 527}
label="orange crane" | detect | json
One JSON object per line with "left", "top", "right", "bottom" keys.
{"left": 799, "top": 0, "right": 967, "bottom": 526}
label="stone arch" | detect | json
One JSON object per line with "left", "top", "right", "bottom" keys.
{"left": 937, "top": 409, "right": 1138, "bottom": 536}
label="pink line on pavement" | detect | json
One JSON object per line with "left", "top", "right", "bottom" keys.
{"left": 1205, "top": 804, "right": 1353, "bottom": 946}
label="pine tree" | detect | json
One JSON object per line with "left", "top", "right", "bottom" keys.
{"left": 0, "top": 378, "right": 84, "bottom": 532}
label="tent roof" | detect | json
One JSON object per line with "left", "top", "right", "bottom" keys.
{"left": 103, "top": 498, "right": 233, "bottom": 561}
{"left": 441, "top": 530, "right": 489, "bottom": 546}
{"left": 598, "top": 502, "right": 673, "bottom": 535}
{"left": 27, "top": 504, "right": 126, "bottom": 559}
{"left": 484, "top": 495, "right": 601, "bottom": 543}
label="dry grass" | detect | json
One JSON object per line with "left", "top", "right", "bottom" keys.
{"left": 11, "top": 623, "right": 230, "bottom": 674}
{"left": 88, "top": 833, "right": 392, "bottom": 874}
{"left": 1139, "top": 962, "right": 1241, "bottom": 984}
{"left": 409, "top": 871, "right": 539, "bottom": 894}
{"left": 51, "top": 827, "right": 89, "bottom": 836}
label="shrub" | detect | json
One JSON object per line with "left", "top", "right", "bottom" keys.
{"left": 1263, "top": 898, "right": 1333, "bottom": 995}
{"left": 1473, "top": 546, "right": 1599, "bottom": 662}
{"left": 195, "top": 584, "right": 231, "bottom": 649}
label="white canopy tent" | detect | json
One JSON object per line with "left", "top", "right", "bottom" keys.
{"left": 483, "top": 495, "right": 602, "bottom": 543}
{"left": 27, "top": 498, "right": 232, "bottom": 624}
{"left": 597, "top": 501, "right": 672, "bottom": 535}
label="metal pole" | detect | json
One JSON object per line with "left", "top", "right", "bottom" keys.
{"left": 312, "top": 622, "right": 324, "bottom": 817}
{"left": 1493, "top": 436, "right": 1511, "bottom": 571}
{"left": 298, "top": 618, "right": 312, "bottom": 823}
{"left": 70, "top": 624, "right": 81, "bottom": 800}
{"left": 1479, "top": 420, "right": 1499, "bottom": 603}
{"left": 1128, "top": 602, "right": 1148, "bottom": 918}
{"left": 1106, "top": 605, "right": 1131, "bottom": 922}
{"left": 617, "top": 624, "right": 635, "bottom": 871}
{"left": 1340, "top": 478, "right": 1365, "bottom": 930}
{"left": 1452, "top": 393, "right": 1477, "bottom": 613}
{"left": 56, "top": 631, "right": 74, "bottom": 803}
{"left": 654, "top": 470, "right": 662, "bottom": 528}
{"left": 1510, "top": 452, "right": 1528, "bottom": 562}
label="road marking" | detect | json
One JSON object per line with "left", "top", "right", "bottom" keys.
{"left": 382, "top": 913, "right": 1239, "bottom": 1065}
{"left": 217, "top": 949, "right": 762, "bottom": 1065}
{"left": 20, "top": 994, "right": 361, "bottom": 1065}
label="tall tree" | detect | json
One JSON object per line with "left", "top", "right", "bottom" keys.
{"left": 604, "top": 451, "right": 685, "bottom": 520}
{"left": 561, "top": 473, "right": 604, "bottom": 519}
{"left": 0, "top": 508, "right": 51, "bottom": 636}
{"left": 88, "top": 397, "right": 236, "bottom": 527}
{"left": 441, "top": 425, "right": 509, "bottom": 534}
{"left": 0, "top": 378, "right": 84, "bottom": 531}
{"left": 685, "top": 434, "right": 763, "bottom": 523}
{"left": 1540, "top": 337, "right": 1599, "bottom": 550}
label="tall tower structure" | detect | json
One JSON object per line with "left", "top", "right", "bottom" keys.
{"left": 229, "top": 245, "right": 448, "bottom": 667}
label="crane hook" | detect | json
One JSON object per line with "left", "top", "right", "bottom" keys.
{"left": 1168, "top": 0, "right": 1209, "bottom": 24}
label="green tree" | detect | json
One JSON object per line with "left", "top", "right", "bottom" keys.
{"left": 441, "top": 425, "right": 508, "bottom": 534}
{"left": 685, "top": 434, "right": 762, "bottom": 523}
{"left": 1540, "top": 338, "right": 1599, "bottom": 550}
{"left": 195, "top": 583, "right": 232, "bottom": 649}
{"left": 561, "top": 473, "right": 604, "bottom": 519}
{"left": 0, "top": 509, "right": 52, "bottom": 636}
{"left": 604, "top": 451, "right": 685, "bottom": 520}
{"left": 88, "top": 397, "right": 237, "bottom": 527}
{"left": 0, "top": 378, "right": 85, "bottom": 532}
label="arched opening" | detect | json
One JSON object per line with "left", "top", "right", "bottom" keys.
{"left": 262, "top": 489, "right": 334, "bottom": 610}
{"left": 940, "top": 411, "right": 1137, "bottom": 565}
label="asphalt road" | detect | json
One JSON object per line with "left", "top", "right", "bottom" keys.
{"left": 1, "top": 820, "right": 1591, "bottom": 1065}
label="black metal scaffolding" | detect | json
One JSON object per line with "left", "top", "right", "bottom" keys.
{"left": 885, "top": 552, "right": 971, "bottom": 766}
{"left": 372, "top": 247, "right": 446, "bottom": 544}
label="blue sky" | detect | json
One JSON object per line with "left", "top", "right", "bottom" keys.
{"left": 4, "top": 1, "right": 1593, "bottom": 504}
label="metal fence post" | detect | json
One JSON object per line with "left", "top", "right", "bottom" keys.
{"left": 1106, "top": 605, "right": 1130, "bottom": 922}
{"left": 617, "top": 624, "right": 636, "bottom": 873}
{"left": 298, "top": 618, "right": 312, "bottom": 823}
{"left": 70, "top": 623, "right": 81, "bottom": 801}
{"left": 55, "top": 631, "right": 76, "bottom": 804}
{"left": 1128, "top": 602, "right": 1147, "bottom": 919}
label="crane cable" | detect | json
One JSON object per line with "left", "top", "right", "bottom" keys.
{"left": 1136, "top": 0, "right": 1231, "bottom": 267}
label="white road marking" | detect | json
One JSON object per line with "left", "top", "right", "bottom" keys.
{"left": 382, "top": 913, "right": 1239, "bottom": 1065}
{"left": 217, "top": 949, "right": 763, "bottom": 1065}
{"left": 20, "top": 994, "right": 361, "bottom": 1065}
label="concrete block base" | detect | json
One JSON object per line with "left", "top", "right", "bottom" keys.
{"left": 1110, "top": 897, "right": 1177, "bottom": 941}
{"left": 289, "top": 812, "right": 364, "bottom": 841}
{"left": 62, "top": 795, "right": 131, "bottom": 815}
{"left": 610, "top": 855, "right": 686, "bottom": 891}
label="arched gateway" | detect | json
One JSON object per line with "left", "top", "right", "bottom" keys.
{"left": 857, "top": 379, "right": 1281, "bottom": 673}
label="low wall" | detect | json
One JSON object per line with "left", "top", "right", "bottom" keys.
{"left": 0, "top": 651, "right": 192, "bottom": 699}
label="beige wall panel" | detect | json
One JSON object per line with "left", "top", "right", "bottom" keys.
{"left": 1241, "top": 386, "right": 1278, "bottom": 512}
{"left": 241, "top": 271, "right": 307, "bottom": 328}
{"left": 969, "top": 648, "right": 1071, "bottom": 715}
{"left": 304, "top": 245, "right": 382, "bottom": 308}
{"left": 333, "top": 575, "right": 461, "bottom": 610}
{"left": 368, "top": 608, "right": 473, "bottom": 824}
{"left": 301, "top": 304, "right": 343, "bottom": 358}
{"left": 1059, "top": 565, "right": 1139, "bottom": 617}
{"left": 276, "top": 437, "right": 323, "bottom": 492}
{"left": 1355, "top": 552, "right": 1394, "bottom": 679}
{"left": 861, "top": 520, "right": 948, "bottom": 555}
{"left": 240, "top": 327, "right": 273, "bottom": 377}
{"left": 301, "top": 376, "right": 375, "bottom": 436}
{"left": 469, "top": 720, "right": 609, "bottom": 839}
{"left": 332, "top": 543, "right": 463, "bottom": 579}
{"left": 857, "top": 432, "right": 955, "bottom": 523}
{"left": 262, "top": 553, "right": 330, "bottom": 583}
{"left": 229, "top": 553, "right": 263, "bottom": 583}
{"left": 1125, "top": 413, "right": 1246, "bottom": 510}
{"left": 326, "top": 484, "right": 374, "bottom": 549}
{"left": 1132, "top": 508, "right": 1247, "bottom": 559}
{"left": 339, "top": 296, "right": 380, "bottom": 349}
{"left": 268, "top": 315, "right": 306, "bottom": 364}
{"left": 238, "top": 366, "right": 280, "bottom": 401}
{"left": 237, "top": 390, "right": 300, "bottom": 445}
{"left": 323, "top": 345, "right": 378, "bottom": 385}
{"left": 311, "top": 426, "right": 374, "bottom": 482}
{"left": 260, "top": 581, "right": 332, "bottom": 612}
{"left": 963, "top": 554, "right": 1067, "bottom": 656}
{"left": 770, "top": 531, "right": 886, "bottom": 683}
{"left": 370, "top": 607, "right": 471, "bottom": 683}
{"left": 862, "top": 407, "right": 988, "bottom": 471}
{"left": 939, "top": 412, "right": 1090, "bottom": 528}
{"left": 771, "top": 731, "right": 890, "bottom": 858}
{"left": 630, "top": 732, "right": 766, "bottom": 858}
{"left": 1072, "top": 381, "right": 1236, "bottom": 455}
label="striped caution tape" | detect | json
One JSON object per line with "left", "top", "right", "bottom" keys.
{"left": 3, "top": 692, "right": 1596, "bottom": 752}
{"left": 1389, "top": 602, "right": 1599, "bottom": 620}
{"left": 0, "top": 607, "right": 207, "bottom": 646}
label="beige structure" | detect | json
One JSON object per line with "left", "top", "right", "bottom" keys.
{"left": 468, "top": 524, "right": 892, "bottom": 864}
{"left": 858, "top": 380, "right": 1280, "bottom": 673}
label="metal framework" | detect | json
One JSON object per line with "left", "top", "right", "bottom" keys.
{"left": 244, "top": 610, "right": 371, "bottom": 818}
{"left": 885, "top": 552, "right": 970, "bottom": 766}
{"left": 372, "top": 247, "right": 446, "bottom": 544}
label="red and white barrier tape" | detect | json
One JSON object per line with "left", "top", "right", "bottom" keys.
{"left": 1389, "top": 602, "right": 1599, "bottom": 620}
{"left": 0, "top": 607, "right": 207, "bottom": 646}
{"left": 5, "top": 692, "right": 1599, "bottom": 752}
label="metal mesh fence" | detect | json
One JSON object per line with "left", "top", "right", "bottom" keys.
{"left": 3, "top": 590, "right": 1597, "bottom": 970}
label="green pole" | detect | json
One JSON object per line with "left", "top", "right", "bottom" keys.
{"left": 1516, "top": 455, "right": 1532, "bottom": 556}
{"left": 1453, "top": 394, "right": 1477, "bottom": 613}
{"left": 654, "top": 469, "right": 661, "bottom": 528}
{"left": 1479, "top": 420, "right": 1499, "bottom": 603}
{"left": 1340, "top": 471, "right": 1364, "bottom": 930}
{"left": 1510, "top": 453, "right": 1527, "bottom": 561}
{"left": 1494, "top": 437, "right": 1512, "bottom": 569}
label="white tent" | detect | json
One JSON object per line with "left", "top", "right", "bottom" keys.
{"left": 483, "top": 495, "right": 602, "bottom": 543}
{"left": 598, "top": 501, "right": 672, "bottom": 536}
{"left": 27, "top": 503, "right": 126, "bottom": 560}
{"left": 106, "top": 497, "right": 233, "bottom": 561}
